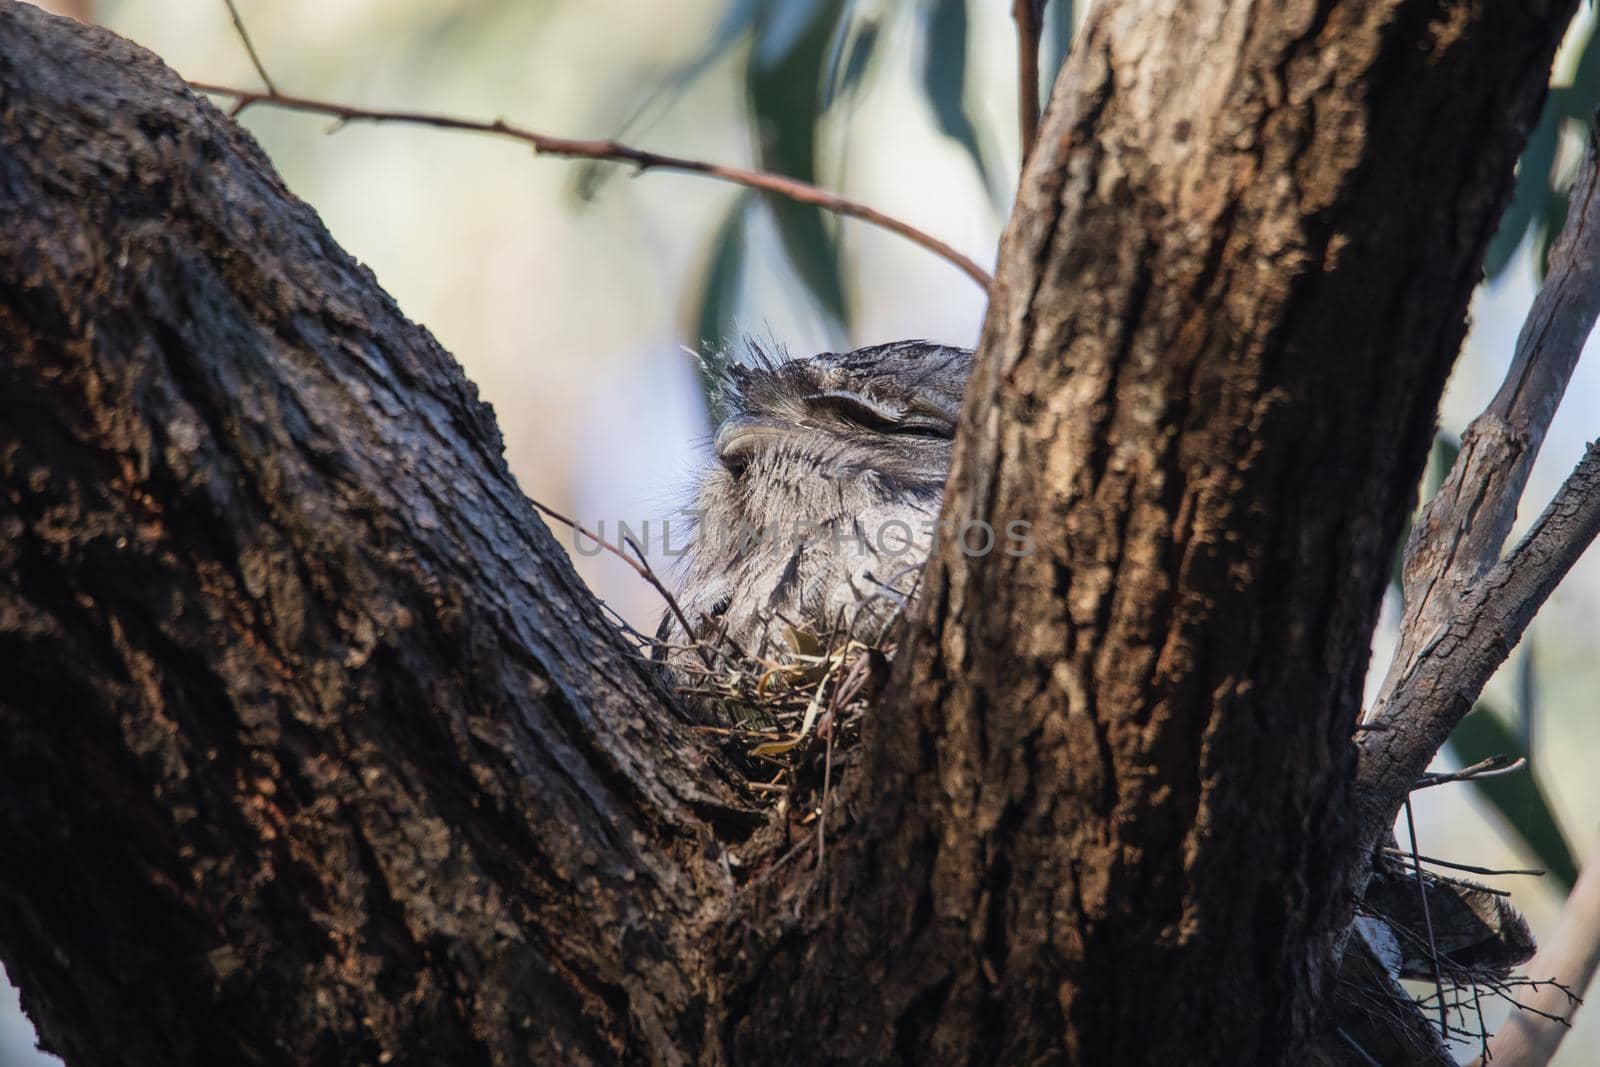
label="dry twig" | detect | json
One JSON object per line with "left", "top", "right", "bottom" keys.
{"left": 221, "top": 0, "right": 275, "bottom": 95}
{"left": 1405, "top": 799, "right": 1450, "bottom": 1038}
{"left": 187, "top": 81, "right": 993, "bottom": 290}
{"left": 201, "top": 3, "right": 990, "bottom": 288}
{"left": 521, "top": 496, "right": 715, "bottom": 673}
{"left": 1380, "top": 848, "right": 1545, "bottom": 879}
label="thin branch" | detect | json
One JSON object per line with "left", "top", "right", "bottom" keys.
{"left": 1357, "top": 441, "right": 1600, "bottom": 845}
{"left": 1476, "top": 830, "right": 1600, "bottom": 1066}
{"left": 1335, "top": 1028, "right": 1383, "bottom": 1067}
{"left": 187, "top": 82, "right": 993, "bottom": 291}
{"left": 1405, "top": 799, "right": 1450, "bottom": 1039}
{"left": 222, "top": 0, "right": 276, "bottom": 96}
{"left": 1380, "top": 847, "right": 1546, "bottom": 879}
{"left": 1379, "top": 110, "right": 1600, "bottom": 701}
{"left": 1413, "top": 754, "right": 1527, "bottom": 790}
{"left": 619, "top": 531, "right": 717, "bottom": 673}
{"left": 817, "top": 681, "right": 837, "bottom": 869}
{"left": 522, "top": 495, "right": 716, "bottom": 673}
{"left": 1012, "top": 0, "right": 1046, "bottom": 162}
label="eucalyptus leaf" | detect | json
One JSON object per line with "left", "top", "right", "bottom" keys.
{"left": 1428, "top": 432, "right": 1460, "bottom": 496}
{"left": 570, "top": 0, "right": 768, "bottom": 204}
{"left": 921, "top": 0, "right": 998, "bottom": 198}
{"left": 1446, "top": 701, "right": 1579, "bottom": 892}
{"left": 1484, "top": 95, "right": 1562, "bottom": 278}
{"left": 1535, "top": 164, "right": 1576, "bottom": 279}
{"left": 690, "top": 195, "right": 754, "bottom": 370}
{"left": 1040, "top": 0, "right": 1076, "bottom": 97}
{"left": 1486, "top": 14, "right": 1600, "bottom": 280}
{"left": 823, "top": 3, "right": 880, "bottom": 106}
{"left": 747, "top": 0, "right": 852, "bottom": 330}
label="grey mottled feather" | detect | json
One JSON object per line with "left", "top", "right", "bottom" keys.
{"left": 661, "top": 340, "right": 971, "bottom": 662}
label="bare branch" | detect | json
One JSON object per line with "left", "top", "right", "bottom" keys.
{"left": 1012, "top": 0, "right": 1046, "bottom": 162}
{"left": 1357, "top": 441, "right": 1600, "bottom": 842}
{"left": 222, "top": 0, "right": 276, "bottom": 95}
{"left": 187, "top": 82, "right": 994, "bottom": 292}
{"left": 620, "top": 531, "right": 718, "bottom": 673}
{"left": 1412, "top": 753, "right": 1527, "bottom": 790}
{"left": 521, "top": 496, "right": 716, "bottom": 672}
{"left": 1379, "top": 848, "right": 1545, "bottom": 879}
{"left": 1380, "top": 114, "right": 1600, "bottom": 698}
{"left": 1475, "top": 831, "right": 1600, "bottom": 1066}
{"left": 1404, "top": 799, "right": 1450, "bottom": 1038}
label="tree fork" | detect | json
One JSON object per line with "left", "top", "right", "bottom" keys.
{"left": 0, "top": 2, "right": 1583, "bottom": 1065}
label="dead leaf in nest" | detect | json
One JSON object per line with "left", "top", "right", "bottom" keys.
{"left": 783, "top": 626, "right": 824, "bottom": 658}
{"left": 750, "top": 736, "right": 802, "bottom": 758}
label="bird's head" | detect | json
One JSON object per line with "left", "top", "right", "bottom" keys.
{"left": 660, "top": 340, "right": 972, "bottom": 668}
{"left": 708, "top": 340, "right": 969, "bottom": 493}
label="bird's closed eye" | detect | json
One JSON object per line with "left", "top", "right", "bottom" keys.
{"left": 892, "top": 418, "right": 955, "bottom": 440}
{"left": 804, "top": 391, "right": 954, "bottom": 440}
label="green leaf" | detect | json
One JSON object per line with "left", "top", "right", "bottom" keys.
{"left": 1485, "top": 92, "right": 1564, "bottom": 278}
{"left": 920, "top": 0, "right": 998, "bottom": 199}
{"left": 747, "top": 0, "right": 851, "bottom": 330}
{"left": 1534, "top": 163, "right": 1576, "bottom": 279}
{"left": 690, "top": 195, "right": 753, "bottom": 366}
{"left": 823, "top": 6, "right": 881, "bottom": 106}
{"left": 1446, "top": 700, "right": 1579, "bottom": 893}
{"left": 1486, "top": 14, "right": 1600, "bottom": 279}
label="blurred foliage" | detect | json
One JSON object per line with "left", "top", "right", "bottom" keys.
{"left": 1042, "top": 0, "right": 1074, "bottom": 90}
{"left": 1391, "top": 434, "right": 1579, "bottom": 894}
{"left": 692, "top": 191, "right": 754, "bottom": 376}
{"left": 1486, "top": 13, "right": 1600, "bottom": 280}
{"left": 746, "top": 0, "right": 853, "bottom": 332}
{"left": 398, "top": 0, "right": 559, "bottom": 69}
{"left": 1451, "top": 698, "right": 1579, "bottom": 891}
{"left": 692, "top": 0, "right": 1080, "bottom": 356}
{"left": 581, "top": 1, "right": 1084, "bottom": 361}
{"left": 921, "top": 0, "right": 999, "bottom": 200}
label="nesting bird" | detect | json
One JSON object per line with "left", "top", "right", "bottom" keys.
{"left": 658, "top": 340, "right": 970, "bottom": 663}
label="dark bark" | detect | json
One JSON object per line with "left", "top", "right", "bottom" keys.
{"left": 0, "top": 7, "right": 748, "bottom": 1064}
{"left": 0, "top": 1, "right": 1579, "bottom": 1065}
{"left": 740, "top": 2, "right": 1577, "bottom": 1064}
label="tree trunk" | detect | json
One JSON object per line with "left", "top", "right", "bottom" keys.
{"left": 0, "top": 7, "right": 749, "bottom": 1064}
{"left": 722, "top": 2, "right": 1577, "bottom": 1064}
{"left": 0, "top": 2, "right": 1577, "bottom": 1066}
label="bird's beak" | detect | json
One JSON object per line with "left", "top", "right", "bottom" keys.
{"left": 714, "top": 415, "right": 794, "bottom": 471}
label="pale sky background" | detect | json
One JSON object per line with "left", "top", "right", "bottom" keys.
{"left": 6, "top": 1, "right": 1600, "bottom": 1063}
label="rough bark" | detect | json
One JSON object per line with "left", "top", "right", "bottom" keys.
{"left": 0, "top": 2, "right": 1581, "bottom": 1066}
{"left": 1380, "top": 113, "right": 1600, "bottom": 713}
{"left": 1357, "top": 441, "right": 1600, "bottom": 841}
{"left": 0, "top": 7, "right": 748, "bottom": 1064}
{"left": 790, "top": 1, "right": 1575, "bottom": 1064}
